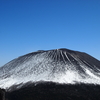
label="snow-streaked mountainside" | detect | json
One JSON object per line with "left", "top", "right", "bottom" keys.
{"left": 0, "top": 48, "right": 100, "bottom": 89}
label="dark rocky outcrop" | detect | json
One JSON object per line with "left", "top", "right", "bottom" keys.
{"left": 0, "top": 88, "right": 5, "bottom": 100}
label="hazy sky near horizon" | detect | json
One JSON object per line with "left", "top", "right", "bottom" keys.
{"left": 0, "top": 0, "right": 100, "bottom": 66}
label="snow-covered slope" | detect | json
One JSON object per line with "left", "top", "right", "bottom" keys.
{"left": 0, "top": 48, "right": 100, "bottom": 89}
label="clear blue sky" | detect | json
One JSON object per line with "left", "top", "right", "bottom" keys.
{"left": 0, "top": 0, "right": 100, "bottom": 66}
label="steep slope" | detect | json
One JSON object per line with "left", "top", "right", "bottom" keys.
{"left": 0, "top": 48, "right": 100, "bottom": 89}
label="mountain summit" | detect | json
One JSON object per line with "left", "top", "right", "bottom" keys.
{"left": 0, "top": 48, "right": 100, "bottom": 89}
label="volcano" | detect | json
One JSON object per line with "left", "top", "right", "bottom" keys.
{"left": 0, "top": 48, "right": 100, "bottom": 100}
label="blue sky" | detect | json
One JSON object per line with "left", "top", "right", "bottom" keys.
{"left": 0, "top": 0, "right": 100, "bottom": 66}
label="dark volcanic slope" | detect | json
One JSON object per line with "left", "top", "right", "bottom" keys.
{"left": 0, "top": 48, "right": 100, "bottom": 89}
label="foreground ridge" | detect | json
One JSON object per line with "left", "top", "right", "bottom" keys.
{"left": 1, "top": 82, "right": 100, "bottom": 100}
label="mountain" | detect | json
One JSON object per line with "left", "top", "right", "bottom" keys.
{"left": 0, "top": 48, "right": 100, "bottom": 89}
{"left": 0, "top": 48, "right": 100, "bottom": 100}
